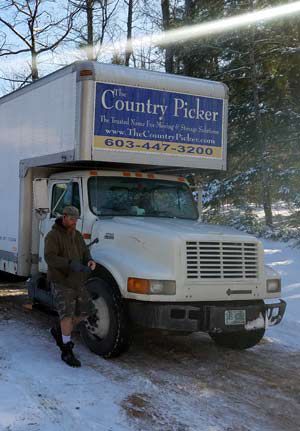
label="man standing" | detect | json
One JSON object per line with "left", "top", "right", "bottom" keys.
{"left": 44, "top": 206, "right": 96, "bottom": 367}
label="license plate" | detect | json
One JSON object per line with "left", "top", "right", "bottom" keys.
{"left": 225, "top": 310, "right": 246, "bottom": 325}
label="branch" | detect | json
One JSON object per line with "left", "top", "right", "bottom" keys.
{"left": 37, "top": 8, "right": 79, "bottom": 54}
{"left": 0, "top": 73, "right": 32, "bottom": 85}
{"left": 0, "top": 47, "right": 31, "bottom": 56}
{"left": 0, "top": 16, "right": 32, "bottom": 48}
{"left": 8, "top": 1, "right": 30, "bottom": 17}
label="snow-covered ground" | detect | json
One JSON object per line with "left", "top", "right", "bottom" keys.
{"left": 240, "top": 202, "right": 294, "bottom": 220}
{"left": 0, "top": 239, "right": 299, "bottom": 431}
{"left": 264, "top": 239, "right": 300, "bottom": 351}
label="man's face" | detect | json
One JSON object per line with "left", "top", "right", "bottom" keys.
{"left": 62, "top": 215, "right": 78, "bottom": 231}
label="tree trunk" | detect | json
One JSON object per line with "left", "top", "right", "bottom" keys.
{"left": 29, "top": 15, "right": 39, "bottom": 81}
{"left": 182, "top": 0, "right": 195, "bottom": 76}
{"left": 125, "top": 0, "right": 133, "bottom": 66}
{"left": 86, "top": 0, "right": 95, "bottom": 60}
{"left": 161, "top": 0, "right": 174, "bottom": 73}
{"left": 31, "top": 50, "right": 39, "bottom": 81}
{"left": 185, "top": 0, "right": 193, "bottom": 17}
{"left": 262, "top": 178, "right": 273, "bottom": 227}
{"left": 249, "top": 25, "right": 273, "bottom": 226}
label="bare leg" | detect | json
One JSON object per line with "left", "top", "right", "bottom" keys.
{"left": 60, "top": 317, "right": 73, "bottom": 336}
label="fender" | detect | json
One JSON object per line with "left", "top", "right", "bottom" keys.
{"left": 91, "top": 247, "right": 174, "bottom": 298}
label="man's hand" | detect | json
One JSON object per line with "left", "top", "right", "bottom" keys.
{"left": 69, "top": 260, "right": 91, "bottom": 273}
{"left": 88, "top": 260, "right": 96, "bottom": 271}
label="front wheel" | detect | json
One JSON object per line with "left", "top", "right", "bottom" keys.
{"left": 209, "top": 328, "right": 265, "bottom": 350}
{"left": 80, "top": 278, "right": 130, "bottom": 358}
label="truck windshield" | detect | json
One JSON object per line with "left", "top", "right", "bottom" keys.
{"left": 88, "top": 177, "right": 198, "bottom": 220}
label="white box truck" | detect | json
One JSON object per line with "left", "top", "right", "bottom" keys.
{"left": 0, "top": 61, "right": 285, "bottom": 357}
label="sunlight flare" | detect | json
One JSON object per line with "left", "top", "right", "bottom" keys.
{"left": 102, "top": 1, "right": 300, "bottom": 56}
{"left": 1, "top": 1, "right": 300, "bottom": 72}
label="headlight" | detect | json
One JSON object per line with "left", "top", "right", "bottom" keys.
{"left": 128, "top": 278, "right": 176, "bottom": 295}
{"left": 267, "top": 279, "right": 281, "bottom": 293}
{"left": 149, "top": 280, "right": 176, "bottom": 295}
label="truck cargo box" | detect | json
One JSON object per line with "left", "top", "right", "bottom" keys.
{"left": 0, "top": 60, "right": 228, "bottom": 171}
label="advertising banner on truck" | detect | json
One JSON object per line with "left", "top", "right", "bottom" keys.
{"left": 93, "top": 82, "right": 226, "bottom": 169}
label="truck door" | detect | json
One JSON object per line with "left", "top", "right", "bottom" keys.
{"left": 38, "top": 179, "right": 83, "bottom": 273}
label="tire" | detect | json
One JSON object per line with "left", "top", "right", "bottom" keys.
{"left": 80, "top": 278, "right": 130, "bottom": 358}
{"left": 209, "top": 328, "right": 265, "bottom": 350}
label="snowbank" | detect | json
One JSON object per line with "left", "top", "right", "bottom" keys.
{"left": 263, "top": 239, "right": 300, "bottom": 350}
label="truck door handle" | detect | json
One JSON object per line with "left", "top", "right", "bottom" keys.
{"left": 87, "top": 238, "right": 99, "bottom": 248}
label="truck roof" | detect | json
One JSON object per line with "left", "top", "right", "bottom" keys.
{"left": 0, "top": 61, "right": 228, "bottom": 104}
{"left": 48, "top": 168, "right": 190, "bottom": 183}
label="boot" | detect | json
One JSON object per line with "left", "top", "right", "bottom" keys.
{"left": 61, "top": 342, "right": 81, "bottom": 367}
{"left": 50, "top": 324, "right": 63, "bottom": 349}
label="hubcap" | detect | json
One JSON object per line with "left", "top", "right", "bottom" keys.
{"left": 86, "top": 296, "right": 110, "bottom": 339}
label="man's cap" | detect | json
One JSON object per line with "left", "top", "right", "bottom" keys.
{"left": 62, "top": 206, "right": 80, "bottom": 219}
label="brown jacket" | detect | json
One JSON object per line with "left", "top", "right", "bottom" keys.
{"left": 44, "top": 218, "right": 91, "bottom": 290}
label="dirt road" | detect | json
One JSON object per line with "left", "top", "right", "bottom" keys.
{"left": 0, "top": 282, "right": 299, "bottom": 431}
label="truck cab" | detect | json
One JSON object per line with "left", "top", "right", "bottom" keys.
{"left": 30, "top": 168, "right": 286, "bottom": 358}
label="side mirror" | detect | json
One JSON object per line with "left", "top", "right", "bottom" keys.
{"left": 33, "top": 178, "right": 49, "bottom": 214}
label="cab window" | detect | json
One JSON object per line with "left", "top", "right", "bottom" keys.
{"left": 51, "top": 182, "right": 80, "bottom": 218}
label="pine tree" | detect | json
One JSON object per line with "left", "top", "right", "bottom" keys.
{"left": 171, "top": 0, "right": 300, "bottom": 226}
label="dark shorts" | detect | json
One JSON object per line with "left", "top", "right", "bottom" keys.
{"left": 51, "top": 282, "right": 94, "bottom": 320}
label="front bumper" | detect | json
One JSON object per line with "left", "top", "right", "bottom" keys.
{"left": 265, "top": 300, "right": 286, "bottom": 326}
{"left": 128, "top": 299, "right": 286, "bottom": 333}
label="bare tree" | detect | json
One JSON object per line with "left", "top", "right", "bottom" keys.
{"left": 0, "top": 0, "right": 78, "bottom": 83}
{"left": 70, "top": 0, "right": 120, "bottom": 61}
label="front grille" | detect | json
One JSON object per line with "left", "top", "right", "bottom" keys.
{"left": 186, "top": 241, "right": 258, "bottom": 280}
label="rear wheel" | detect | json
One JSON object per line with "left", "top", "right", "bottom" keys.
{"left": 209, "top": 328, "right": 265, "bottom": 350}
{"left": 80, "top": 278, "right": 130, "bottom": 358}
